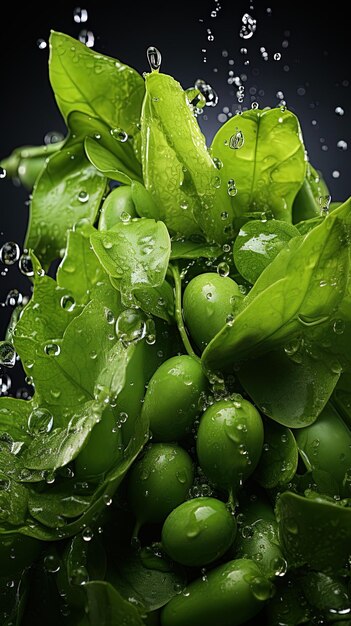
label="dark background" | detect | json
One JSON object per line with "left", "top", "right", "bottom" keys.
{"left": 0, "top": 0, "right": 349, "bottom": 394}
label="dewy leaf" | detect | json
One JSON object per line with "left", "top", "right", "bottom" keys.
{"left": 170, "top": 239, "right": 221, "bottom": 260}
{"left": 133, "top": 280, "right": 175, "bottom": 322}
{"left": 141, "top": 72, "right": 234, "bottom": 242}
{"left": 21, "top": 400, "right": 104, "bottom": 471}
{"left": 28, "top": 485, "right": 91, "bottom": 528}
{"left": 84, "top": 137, "right": 132, "bottom": 184}
{"left": 90, "top": 219, "right": 171, "bottom": 302}
{"left": 293, "top": 162, "right": 330, "bottom": 223}
{"left": 57, "top": 228, "right": 107, "bottom": 304}
{"left": 237, "top": 344, "right": 340, "bottom": 428}
{"left": 14, "top": 280, "right": 124, "bottom": 416}
{"left": 68, "top": 111, "right": 142, "bottom": 180}
{"left": 211, "top": 108, "right": 306, "bottom": 223}
{"left": 83, "top": 581, "right": 144, "bottom": 626}
{"left": 0, "top": 397, "right": 33, "bottom": 446}
{"left": 26, "top": 142, "right": 106, "bottom": 268}
{"left": 49, "top": 31, "right": 144, "bottom": 137}
{"left": 203, "top": 197, "right": 351, "bottom": 372}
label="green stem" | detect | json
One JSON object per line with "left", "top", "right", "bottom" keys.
{"left": 170, "top": 264, "right": 200, "bottom": 362}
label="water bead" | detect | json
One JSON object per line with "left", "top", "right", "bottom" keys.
{"left": 0, "top": 242, "right": 20, "bottom": 265}
{"left": 79, "top": 29, "right": 94, "bottom": 48}
{"left": 73, "top": 7, "right": 88, "bottom": 23}
{"left": 110, "top": 127, "right": 128, "bottom": 142}
{"left": 28, "top": 407, "right": 54, "bottom": 435}
{"left": 0, "top": 342, "right": 16, "bottom": 368}
{"left": 229, "top": 130, "right": 244, "bottom": 149}
{"left": 147, "top": 46, "right": 162, "bottom": 71}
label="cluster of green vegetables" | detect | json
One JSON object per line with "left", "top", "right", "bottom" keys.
{"left": 1, "top": 30, "right": 351, "bottom": 626}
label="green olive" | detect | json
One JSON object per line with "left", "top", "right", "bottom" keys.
{"left": 161, "top": 558, "right": 273, "bottom": 626}
{"left": 98, "top": 185, "right": 137, "bottom": 230}
{"left": 161, "top": 497, "right": 236, "bottom": 566}
{"left": 196, "top": 398, "right": 264, "bottom": 496}
{"left": 183, "top": 273, "right": 243, "bottom": 351}
{"left": 127, "top": 443, "right": 194, "bottom": 527}
{"left": 142, "top": 355, "right": 207, "bottom": 442}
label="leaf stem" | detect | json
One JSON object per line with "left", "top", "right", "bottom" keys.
{"left": 169, "top": 264, "right": 200, "bottom": 362}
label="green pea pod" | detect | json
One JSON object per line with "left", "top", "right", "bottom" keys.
{"left": 141, "top": 71, "right": 233, "bottom": 242}
{"left": 161, "top": 558, "right": 274, "bottom": 626}
{"left": 276, "top": 490, "right": 351, "bottom": 573}
{"left": 295, "top": 403, "right": 351, "bottom": 497}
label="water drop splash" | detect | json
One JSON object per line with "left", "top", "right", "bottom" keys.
{"left": 337, "top": 140, "right": 347, "bottom": 150}
{"left": 37, "top": 39, "right": 47, "bottom": 50}
{"left": 229, "top": 130, "right": 244, "bottom": 149}
{"left": 240, "top": 13, "right": 257, "bottom": 39}
{"left": 194, "top": 79, "right": 218, "bottom": 107}
{"left": 335, "top": 106, "right": 344, "bottom": 116}
{"left": 274, "top": 52, "right": 281, "bottom": 61}
{"left": 147, "top": 46, "right": 162, "bottom": 71}
{"left": 79, "top": 29, "right": 94, "bottom": 48}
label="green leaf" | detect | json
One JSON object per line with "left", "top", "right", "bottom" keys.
{"left": 28, "top": 486, "right": 91, "bottom": 528}
{"left": 237, "top": 344, "right": 340, "bottom": 428}
{"left": 109, "top": 547, "right": 186, "bottom": 612}
{"left": 57, "top": 228, "right": 107, "bottom": 304}
{"left": 133, "top": 281, "right": 175, "bottom": 322}
{"left": 276, "top": 490, "right": 351, "bottom": 573}
{"left": 292, "top": 163, "right": 330, "bottom": 223}
{"left": 211, "top": 108, "right": 306, "bottom": 223}
{"left": 83, "top": 581, "right": 144, "bottom": 626}
{"left": 254, "top": 420, "right": 298, "bottom": 488}
{"left": 0, "top": 398, "right": 33, "bottom": 446}
{"left": 141, "top": 72, "right": 233, "bottom": 242}
{"left": 203, "top": 197, "right": 351, "bottom": 372}
{"left": 14, "top": 280, "right": 125, "bottom": 415}
{"left": 84, "top": 137, "right": 132, "bottom": 184}
{"left": 233, "top": 219, "right": 300, "bottom": 284}
{"left": 26, "top": 143, "right": 106, "bottom": 268}
{"left": 49, "top": 31, "right": 144, "bottom": 137}
{"left": 131, "top": 180, "right": 159, "bottom": 219}
{"left": 90, "top": 219, "right": 171, "bottom": 303}
{"left": 170, "top": 239, "right": 221, "bottom": 260}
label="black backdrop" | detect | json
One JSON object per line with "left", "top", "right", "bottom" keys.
{"left": 0, "top": 0, "right": 350, "bottom": 393}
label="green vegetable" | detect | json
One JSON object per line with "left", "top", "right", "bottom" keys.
{"left": 161, "top": 497, "right": 236, "bottom": 566}
{"left": 196, "top": 398, "right": 264, "bottom": 500}
{"left": 141, "top": 355, "right": 207, "bottom": 442}
{"left": 1, "top": 25, "right": 351, "bottom": 625}
{"left": 161, "top": 558, "right": 274, "bottom": 626}
{"left": 127, "top": 444, "right": 194, "bottom": 529}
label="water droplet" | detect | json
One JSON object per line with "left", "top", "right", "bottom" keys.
{"left": 103, "top": 494, "right": 112, "bottom": 506}
{"left": 110, "top": 127, "right": 128, "bottom": 142}
{"left": 333, "top": 319, "right": 345, "bottom": 335}
{"left": 335, "top": 106, "right": 344, "bottom": 116}
{"left": 6, "top": 289, "right": 22, "bottom": 307}
{"left": 147, "top": 46, "right": 162, "bottom": 71}
{"left": 249, "top": 576, "right": 274, "bottom": 601}
{"left": 180, "top": 200, "right": 188, "bottom": 210}
{"left": 240, "top": 12, "right": 256, "bottom": 39}
{"left": 274, "top": 52, "right": 281, "bottom": 61}
{"left": 44, "top": 342, "right": 61, "bottom": 357}
{"left": 0, "top": 167, "right": 7, "bottom": 179}
{"left": 319, "top": 194, "right": 331, "bottom": 215}
{"left": 60, "top": 295, "right": 75, "bottom": 312}
{"left": 217, "top": 262, "right": 230, "bottom": 277}
{"left": 73, "top": 7, "right": 88, "bottom": 23}
{"left": 82, "top": 527, "right": 94, "bottom": 542}
{"left": 44, "top": 130, "right": 64, "bottom": 145}
{"left": 105, "top": 309, "right": 115, "bottom": 324}
{"left": 79, "top": 29, "right": 94, "bottom": 47}
{"left": 0, "top": 342, "right": 16, "bottom": 368}
{"left": 229, "top": 130, "right": 244, "bottom": 149}
{"left": 18, "top": 254, "right": 34, "bottom": 277}
{"left": 227, "top": 179, "right": 237, "bottom": 196}
{"left": 194, "top": 79, "right": 218, "bottom": 107}
{"left": 37, "top": 38, "right": 47, "bottom": 50}
{"left": 116, "top": 309, "right": 146, "bottom": 345}
{"left": 0, "top": 242, "right": 20, "bottom": 265}
{"left": 251, "top": 102, "right": 259, "bottom": 110}
{"left": 0, "top": 374, "right": 11, "bottom": 395}
{"left": 28, "top": 408, "right": 54, "bottom": 435}
{"left": 70, "top": 565, "right": 89, "bottom": 586}
{"left": 44, "top": 554, "right": 61, "bottom": 573}
{"left": 337, "top": 139, "right": 348, "bottom": 150}
{"left": 77, "top": 190, "right": 89, "bottom": 203}
{"left": 332, "top": 170, "right": 340, "bottom": 179}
